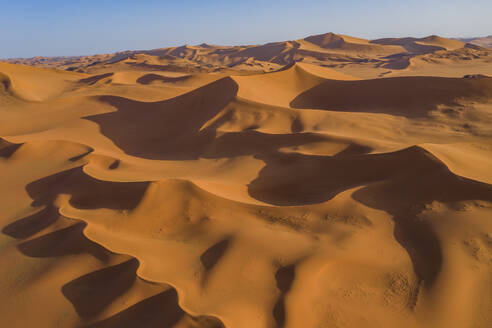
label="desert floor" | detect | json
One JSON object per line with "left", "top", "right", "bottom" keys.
{"left": 1, "top": 33, "right": 492, "bottom": 328}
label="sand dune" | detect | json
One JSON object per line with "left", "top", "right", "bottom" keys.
{"left": 6, "top": 32, "right": 492, "bottom": 79}
{"left": 457, "top": 35, "right": 492, "bottom": 49}
{"left": 1, "top": 32, "right": 492, "bottom": 328}
{"left": 291, "top": 75, "right": 492, "bottom": 117}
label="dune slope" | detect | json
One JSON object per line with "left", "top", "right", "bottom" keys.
{"left": 1, "top": 43, "right": 492, "bottom": 328}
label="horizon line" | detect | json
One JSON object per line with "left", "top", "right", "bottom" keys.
{"left": 2, "top": 31, "right": 490, "bottom": 60}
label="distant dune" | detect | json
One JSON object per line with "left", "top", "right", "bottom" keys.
{"left": 4, "top": 32, "right": 492, "bottom": 78}
{"left": 457, "top": 35, "right": 492, "bottom": 49}
{"left": 1, "top": 32, "right": 492, "bottom": 328}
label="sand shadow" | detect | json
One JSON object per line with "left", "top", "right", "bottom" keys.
{"left": 248, "top": 146, "right": 432, "bottom": 206}
{"left": 2, "top": 163, "right": 148, "bottom": 262}
{"left": 25, "top": 166, "right": 149, "bottom": 210}
{"left": 290, "top": 76, "right": 492, "bottom": 117}
{"left": 85, "top": 288, "right": 224, "bottom": 328}
{"left": 17, "top": 222, "right": 109, "bottom": 261}
{"left": 84, "top": 74, "right": 340, "bottom": 160}
{"left": 79, "top": 73, "right": 114, "bottom": 85}
{"left": 352, "top": 164, "right": 492, "bottom": 287}
{"left": 202, "top": 130, "right": 331, "bottom": 159}
{"left": 136, "top": 74, "right": 190, "bottom": 85}
{"left": 200, "top": 237, "right": 232, "bottom": 286}
{"left": 248, "top": 146, "right": 492, "bottom": 287}
{"left": 370, "top": 37, "right": 444, "bottom": 54}
{"left": 69, "top": 148, "right": 94, "bottom": 162}
{"left": 0, "top": 163, "right": 226, "bottom": 327}
{"left": 273, "top": 264, "right": 296, "bottom": 328}
{"left": 2, "top": 205, "right": 59, "bottom": 239}
{"left": 0, "top": 138, "right": 22, "bottom": 158}
{"left": 83, "top": 77, "right": 238, "bottom": 160}
{"left": 109, "top": 159, "right": 120, "bottom": 170}
{"left": 62, "top": 259, "right": 139, "bottom": 319}
{"left": 5, "top": 166, "right": 149, "bottom": 261}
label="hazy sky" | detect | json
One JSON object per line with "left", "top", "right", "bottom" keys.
{"left": 1, "top": 0, "right": 491, "bottom": 58}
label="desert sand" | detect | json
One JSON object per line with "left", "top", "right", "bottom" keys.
{"left": 1, "top": 33, "right": 492, "bottom": 328}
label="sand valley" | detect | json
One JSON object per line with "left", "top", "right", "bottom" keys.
{"left": 1, "top": 32, "right": 492, "bottom": 328}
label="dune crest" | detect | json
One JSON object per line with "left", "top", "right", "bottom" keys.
{"left": 5, "top": 32, "right": 492, "bottom": 78}
{"left": 1, "top": 33, "right": 492, "bottom": 328}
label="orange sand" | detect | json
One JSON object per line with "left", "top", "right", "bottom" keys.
{"left": 1, "top": 33, "right": 492, "bottom": 328}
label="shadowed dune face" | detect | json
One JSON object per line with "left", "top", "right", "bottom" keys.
{"left": 62, "top": 259, "right": 139, "bottom": 319}
{"left": 0, "top": 138, "right": 23, "bottom": 158}
{"left": 1, "top": 45, "right": 492, "bottom": 328}
{"left": 200, "top": 237, "right": 232, "bottom": 286}
{"left": 0, "top": 73, "right": 13, "bottom": 95}
{"left": 249, "top": 145, "right": 492, "bottom": 288}
{"left": 231, "top": 42, "right": 299, "bottom": 65}
{"left": 85, "top": 77, "right": 238, "bottom": 159}
{"left": 248, "top": 146, "right": 450, "bottom": 206}
{"left": 273, "top": 264, "right": 296, "bottom": 327}
{"left": 291, "top": 76, "right": 492, "bottom": 117}
{"left": 353, "top": 175, "right": 492, "bottom": 287}
{"left": 136, "top": 73, "right": 191, "bottom": 85}
{"left": 2, "top": 205, "right": 59, "bottom": 239}
{"left": 17, "top": 222, "right": 110, "bottom": 261}
{"left": 26, "top": 166, "right": 150, "bottom": 210}
{"left": 371, "top": 37, "right": 446, "bottom": 54}
{"left": 80, "top": 73, "right": 115, "bottom": 85}
{"left": 305, "top": 33, "right": 346, "bottom": 49}
{"left": 86, "top": 288, "right": 225, "bottom": 328}
{"left": 202, "top": 131, "right": 336, "bottom": 159}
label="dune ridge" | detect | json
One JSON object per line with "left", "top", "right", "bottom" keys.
{"left": 1, "top": 36, "right": 492, "bottom": 328}
{"left": 4, "top": 32, "right": 492, "bottom": 78}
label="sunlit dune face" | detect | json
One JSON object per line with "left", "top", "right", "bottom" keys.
{"left": 1, "top": 35, "right": 492, "bottom": 328}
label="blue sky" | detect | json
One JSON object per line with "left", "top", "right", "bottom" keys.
{"left": 1, "top": 0, "right": 491, "bottom": 58}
